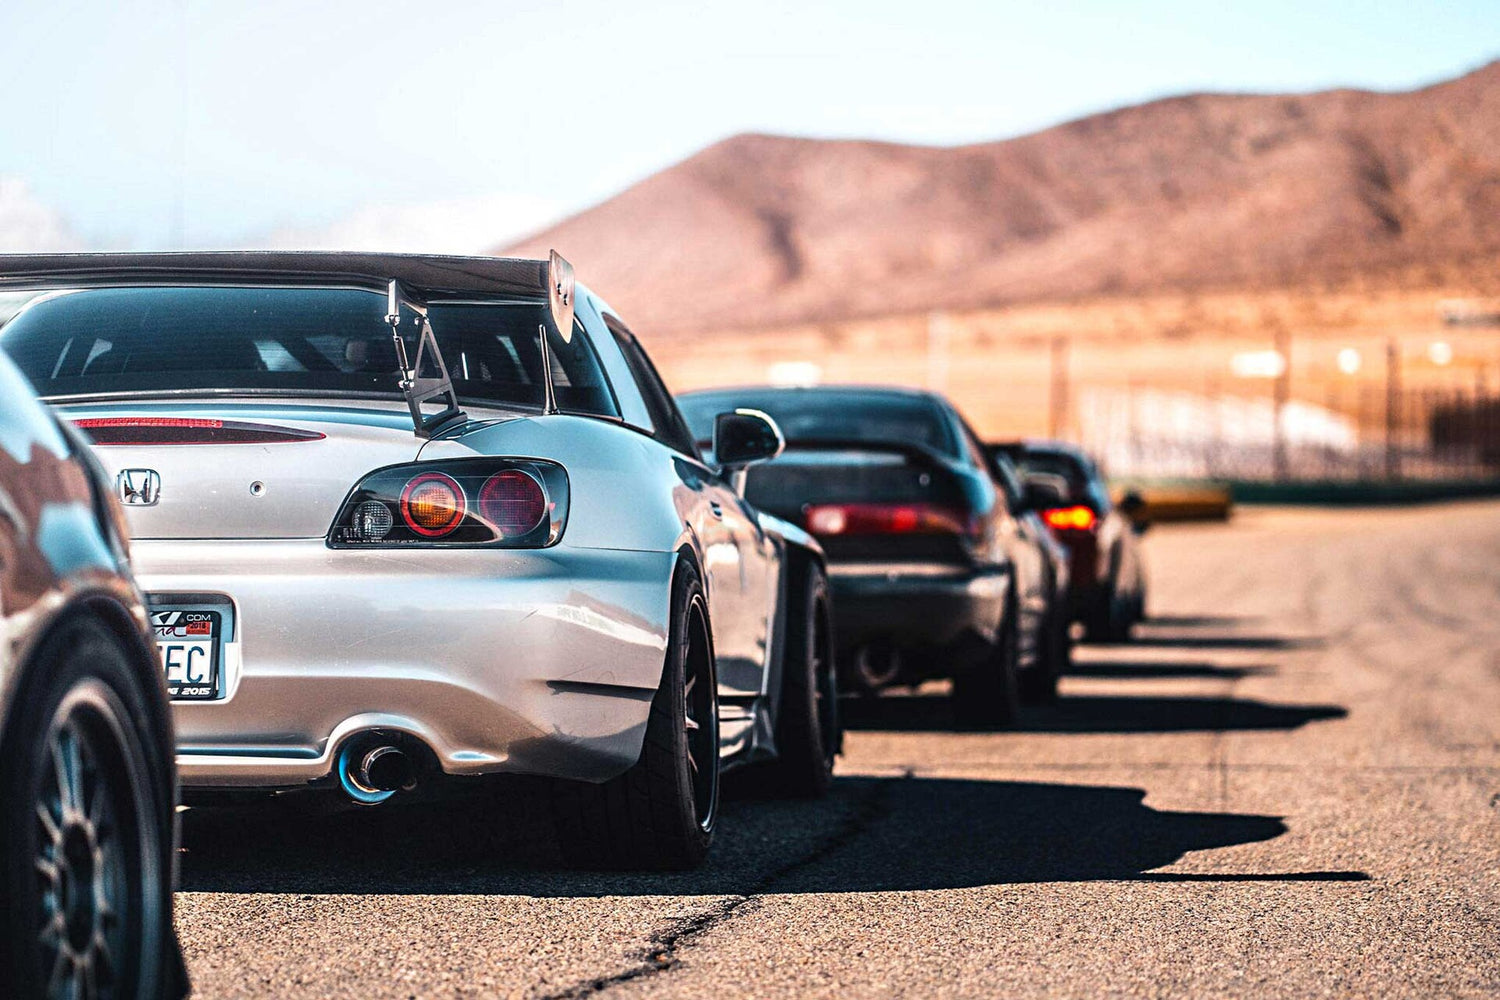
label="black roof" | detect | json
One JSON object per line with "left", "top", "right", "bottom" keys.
{"left": 678, "top": 384, "right": 943, "bottom": 403}
{"left": 993, "top": 439, "right": 1089, "bottom": 458}
{"left": 0, "top": 252, "right": 553, "bottom": 300}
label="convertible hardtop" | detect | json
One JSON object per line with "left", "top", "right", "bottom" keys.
{"left": 0, "top": 251, "right": 555, "bottom": 301}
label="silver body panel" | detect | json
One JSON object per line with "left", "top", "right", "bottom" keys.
{"left": 134, "top": 538, "right": 673, "bottom": 786}
{"left": 33, "top": 279, "right": 802, "bottom": 791}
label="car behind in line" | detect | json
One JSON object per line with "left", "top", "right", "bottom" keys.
{"left": 992, "top": 440, "right": 1149, "bottom": 642}
{"left": 679, "top": 385, "right": 1071, "bottom": 724}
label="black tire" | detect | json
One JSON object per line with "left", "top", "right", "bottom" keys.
{"left": 552, "top": 561, "right": 720, "bottom": 870}
{"left": 1083, "top": 586, "right": 1134, "bottom": 643}
{"left": 0, "top": 615, "right": 182, "bottom": 1000}
{"left": 1021, "top": 603, "right": 1069, "bottom": 704}
{"left": 951, "top": 596, "right": 1021, "bottom": 728}
{"left": 762, "top": 561, "right": 839, "bottom": 797}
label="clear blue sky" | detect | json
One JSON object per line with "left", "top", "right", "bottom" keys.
{"left": 1, "top": 0, "right": 1494, "bottom": 249}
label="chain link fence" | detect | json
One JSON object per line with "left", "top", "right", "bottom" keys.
{"left": 657, "top": 302, "right": 1500, "bottom": 487}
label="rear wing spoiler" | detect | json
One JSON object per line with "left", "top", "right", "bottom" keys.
{"left": 779, "top": 437, "right": 952, "bottom": 470}
{"left": 0, "top": 249, "right": 579, "bottom": 439}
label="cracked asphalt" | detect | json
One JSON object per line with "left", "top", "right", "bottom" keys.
{"left": 176, "top": 503, "right": 1500, "bottom": 998}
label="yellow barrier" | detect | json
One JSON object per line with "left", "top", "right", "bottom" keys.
{"left": 1112, "top": 484, "right": 1234, "bottom": 523}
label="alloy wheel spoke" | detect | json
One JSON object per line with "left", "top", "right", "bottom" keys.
{"left": 80, "top": 952, "right": 99, "bottom": 1000}
{"left": 34, "top": 855, "right": 61, "bottom": 886}
{"left": 36, "top": 801, "right": 63, "bottom": 848}
{"left": 39, "top": 910, "right": 66, "bottom": 947}
{"left": 91, "top": 930, "right": 115, "bottom": 987}
{"left": 46, "top": 945, "right": 70, "bottom": 997}
{"left": 54, "top": 729, "right": 85, "bottom": 817}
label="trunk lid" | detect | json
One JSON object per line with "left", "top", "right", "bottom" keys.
{"left": 744, "top": 442, "right": 974, "bottom": 563}
{"left": 59, "top": 399, "right": 480, "bottom": 539}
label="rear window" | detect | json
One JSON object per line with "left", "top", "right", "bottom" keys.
{"left": 1, "top": 285, "right": 619, "bottom": 417}
{"left": 1016, "top": 450, "right": 1087, "bottom": 485}
{"left": 1019, "top": 448, "right": 1111, "bottom": 511}
{"left": 678, "top": 389, "right": 958, "bottom": 459}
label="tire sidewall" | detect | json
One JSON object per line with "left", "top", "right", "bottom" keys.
{"left": 0, "top": 615, "right": 172, "bottom": 1000}
{"left": 670, "top": 562, "right": 720, "bottom": 851}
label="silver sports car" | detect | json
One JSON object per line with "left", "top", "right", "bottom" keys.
{"left": 0, "top": 251, "right": 839, "bottom": 869}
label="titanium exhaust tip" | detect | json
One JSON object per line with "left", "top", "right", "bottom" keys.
{"left": 337, "top": 740, "right": 417, "bottom": 805}
{"left": 356, "top": 745, "right": 414, "bottom": 793}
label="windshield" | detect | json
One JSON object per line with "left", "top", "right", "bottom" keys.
{"left": 1, "top": 285, "right": 620, "bottom": 416}
{"left": 678, "top": 388, "right": 959, "bottom": 459}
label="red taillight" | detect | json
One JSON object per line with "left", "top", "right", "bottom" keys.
{"left": 74, "top": 417, "right": 324, "bottom": 445}
{"left": 1043, "top": 505, "right": 1097, "bottom": 531}
{"left": 805, "top": 502, "right": 975, "bottom": 537}
{"left": 478, "top": 470, "right": 546, "bottom": 538}
{"left": 400, "top": 472, "right": 466, "bottom": 537}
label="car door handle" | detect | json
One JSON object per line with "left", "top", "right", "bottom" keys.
{"left": 709, "top": 501, "right": 724, "bottom": 519}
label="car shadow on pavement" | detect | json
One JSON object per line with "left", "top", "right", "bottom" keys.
{"left": 1117, "top": 634, "right": 1321, "bottom": 651}
{"left": 1066, "top": 660, "right": 1275, "bottom": 680}
{"left": 178, "top": 774, "right": 1366, "bottom": 897}
{"left": 841, "top": 693, "right": 1346, "bottom": 733}
{"left": 1138, "top": 614, "right": 1258, "bottom": 629}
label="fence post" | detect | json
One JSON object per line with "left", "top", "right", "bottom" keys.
{"left": 1385, "top": 339, "right": 1401, "bottom": 481}
{"left": 1048, "top": 335, "right": 1070, "bottom": 441}
{"left": 1273, "top": 327, "right": 1291, "bottom": 482}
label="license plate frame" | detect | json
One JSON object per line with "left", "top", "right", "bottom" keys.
{"left": 151, "top": 604, "right": 225, "bottom": 701}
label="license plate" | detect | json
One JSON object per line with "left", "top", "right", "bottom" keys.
{"left": 152, "top": 608, "right": 222, "bottom": 700}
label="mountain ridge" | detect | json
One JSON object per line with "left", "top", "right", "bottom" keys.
{"left": 503, "top": 59, "right": 1500, "bottom": 334}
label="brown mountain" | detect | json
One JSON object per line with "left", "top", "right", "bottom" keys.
{"left": 503, "top": 60, "right": 1500, "bottom": 335}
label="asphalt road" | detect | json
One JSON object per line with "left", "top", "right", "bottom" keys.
{"left": 176, "top": 503, "right": 1500, "bottom": 998}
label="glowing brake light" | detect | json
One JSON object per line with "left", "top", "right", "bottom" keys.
{"left": 1043, "top": 505, "right": 1097, "bottom": 531}
{"left": 804, "top": 502, "right": 976, "bottom": 537}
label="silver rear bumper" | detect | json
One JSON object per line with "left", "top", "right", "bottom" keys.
{"left": 132, "top": 539, "right": 673, "bottom": 789}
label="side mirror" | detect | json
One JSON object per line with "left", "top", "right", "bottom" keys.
{"left": 1118, "top": 489, "right": 1151, "bottom": 534}
{"left": 713, "top": 409, "right": 784, "bottom": 470}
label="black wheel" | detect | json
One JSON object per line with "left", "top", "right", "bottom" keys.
{"left": 1021, "top": 603, "right": 1069, "bottom": 704}
{"left": 951, "top": 596, "right": 1020, "bottom": 728}
{"left": 1083, "top": 585, "right": 1134, "bottom": 643}
{"left": 552, "top": 561, "right": 720, "bottom": 869}
{"left": 0, "top": 616, "right": 180, "bottom": 1000}
{"left": 762, "top": 561, "right": 839, "bottom": 797}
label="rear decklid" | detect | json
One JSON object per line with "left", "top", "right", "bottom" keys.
{"left": 60, "top": 401, "right": 435, "bottom": 539}
{"left": 745, "top": 440, "right": 979, "bottom": 564}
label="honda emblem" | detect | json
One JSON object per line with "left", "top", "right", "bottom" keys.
{"left": 117, "top": 469, "right": 161, "bottom": 506}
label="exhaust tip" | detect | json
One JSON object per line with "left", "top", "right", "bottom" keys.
{"left": 336, "top": 736, "right": 419, "bottom": 805}
{"left": 359, "top": 745, "right": 414, "bottom": 793}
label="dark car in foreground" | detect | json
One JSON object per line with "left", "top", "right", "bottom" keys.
{"left": 993, "top": 440, "right": 1148, "bottom": 642}
{"left": 680, "top": 386, "right": 1071, "bottom": 723}
{"left": 0, "top": 350, "right": 185, "bottom": 998}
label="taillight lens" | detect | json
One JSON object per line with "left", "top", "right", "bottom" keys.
{"left": 478, "top": 470, "right": 546, "bottom": 538}
{"left": 804, "top": 502, "right": 976, "bottom": 537}
{"left": 1043, "top": 505, "right": 1097, "bottom": 531}
{"left": 400, "top": 472, "right": 466, "bottom": 537}
{"left": 328, "top": 460, "right": 568, "bottom": 548}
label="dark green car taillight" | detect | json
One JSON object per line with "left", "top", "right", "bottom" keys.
{"left": 328, "top": 459, "right": 569, "bottom": 548}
